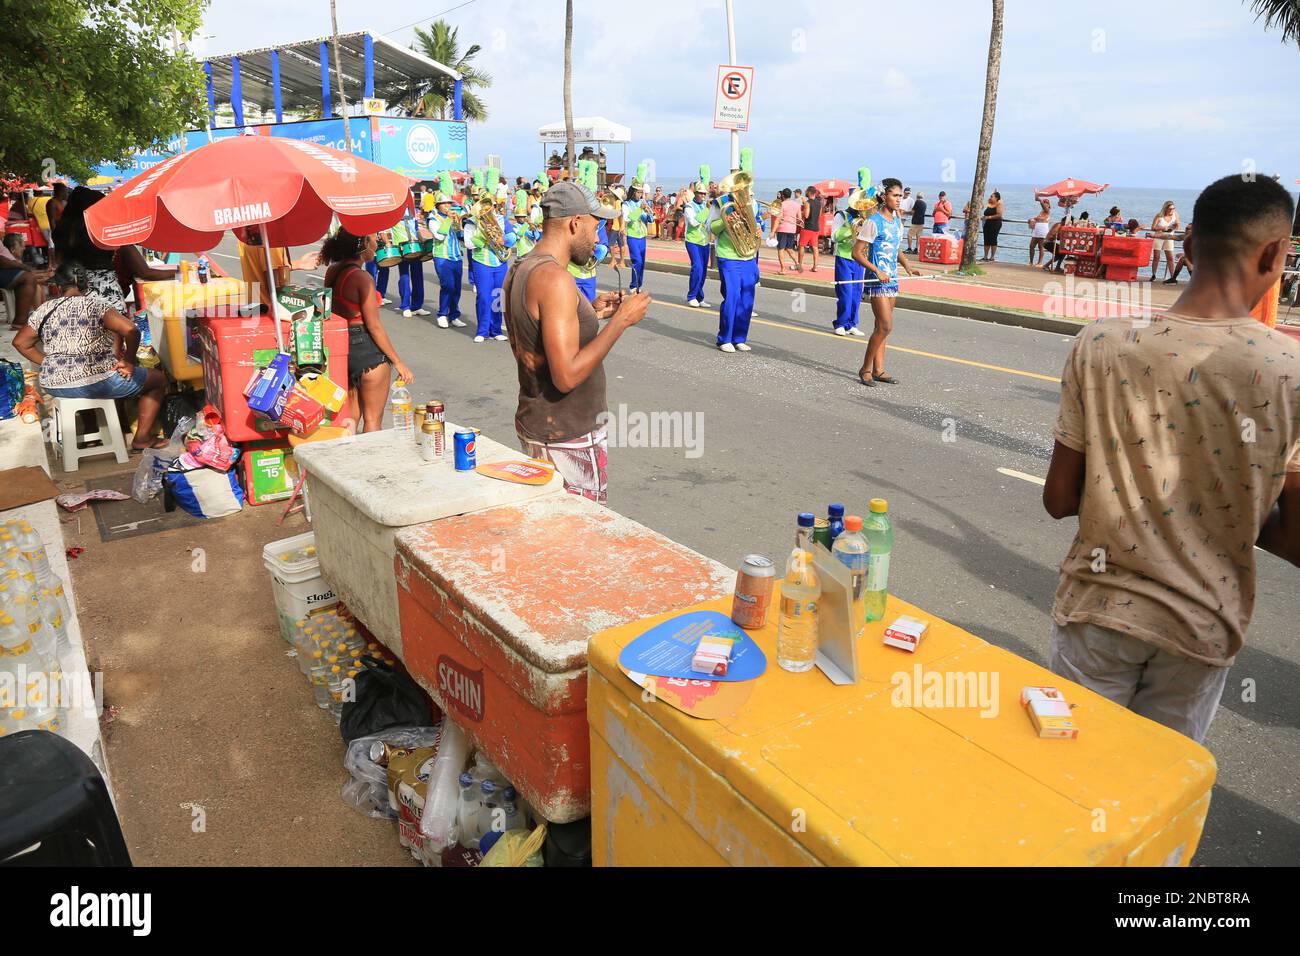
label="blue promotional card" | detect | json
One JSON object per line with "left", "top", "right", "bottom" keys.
{"left": 617, "top": 610, "right": 767, "bottom": 683}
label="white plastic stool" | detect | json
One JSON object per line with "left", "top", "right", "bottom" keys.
{"left": 52, "top": 398, "right": 130, "bottom": 472}
{"left": 0, "top": 288, "right": 15, "bottom": 326}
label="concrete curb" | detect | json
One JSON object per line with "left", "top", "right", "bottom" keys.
{"left": 643, "top": 258, "right": 1088, "bottom": 337}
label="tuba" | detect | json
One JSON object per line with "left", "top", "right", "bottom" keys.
{"left": 715, "top": 170, "right": 761, "bottom": 259}
{"left": 474, "top": 197, "right": 506, "bottom": 257}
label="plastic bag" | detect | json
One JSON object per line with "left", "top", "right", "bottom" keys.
{"left": 480, "top": 825, "right": 547, "bottom": 867}
{"left": 418, "top": 719, "right": 471, "bottom": 851}
{"left": 339, "top": 657, "right": 438, "bottom": 744}
{"left": 341, "top": 724, "right": 443, "bottom": 819}
{"left": 132, "top": 448, "right": 171, "bottom": 503}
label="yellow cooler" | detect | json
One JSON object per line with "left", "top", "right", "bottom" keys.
{"left": 587, "top": 591, "right": 1216, "bottom": 867}
{"left": 137, "top": 276, "right": 246, "bottom": 386}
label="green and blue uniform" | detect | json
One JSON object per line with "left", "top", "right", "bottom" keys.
{"left": 708, "top": 197, "right": 760, "bottom": 346}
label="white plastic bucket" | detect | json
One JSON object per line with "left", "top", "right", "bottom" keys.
{"left": 263, "top": 531, "right": 339, "bottom": 643}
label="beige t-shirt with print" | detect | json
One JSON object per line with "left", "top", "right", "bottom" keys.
{"left": 1053, "top": 312, "right": 1300, "bottom": 666}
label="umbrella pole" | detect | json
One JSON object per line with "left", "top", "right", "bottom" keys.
{"left": 261, "top": 221, "right": 284, "bottom": 352}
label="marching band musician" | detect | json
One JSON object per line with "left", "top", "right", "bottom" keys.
{"left": 513, "top": 186, "right": 544, "bottom": 259}
{"left": 708, "top": 148, "right": 761, "bottom": 353}
{"left": 832, "top": 167, "right": 874, "bottom": 336}
{"left": 567, "top": 161, "right": 611, "bottom": 302}
{"left": 364, "top": 229, "right": 393, "bottom": 305}
{"left": 428, "top": 172, "right": 467, "bottom": 330}
{"left": 391, "top": 211, "right": 429, "bottom": 318}
{"left": 464, "top": 166, "right": 516, "bottom": 343}
{"left": 622, "top": 162, "right": 653, "bottom": 293}
{"left": 684, "top": 165, "right": 713, "bottom": 308}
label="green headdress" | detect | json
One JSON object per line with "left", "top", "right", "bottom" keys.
{"left": 577, "top": 159, "right": 599, "bottom": 193}
{"left": 739, "top": 148, "right": 753, "bottom": 175}
{"left": 485, "top": 166, "right": 501, "bottom": 194}
{"left": 536, "top": 169, "right": 550, "bottom": 192}
{"left": 692, "top": 164, "right": 710, "bottom": 193}
{"left": 630, "top": 161, "right": 649, "bottom": 197}
{"left": 471, "top": 168, "right": 485, "bottom": 198}
{"left": 434, "top": 171, "right": 455, "bottom": 204}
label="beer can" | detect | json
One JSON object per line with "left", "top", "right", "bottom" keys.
{"left": 813, "top": 517, "right": 832, "bottom": 550}
{"left": 732, "top": 554, "right": 775, "bottom": 629}
{"left": 454, "top": 429, "right": 476, "bottom": 471}
{"left": 420, "top": 422, "right": 440, "bottom": 462}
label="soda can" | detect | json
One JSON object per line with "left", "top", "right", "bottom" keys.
{"left": 812, "top": 517, "right": 832, "bottom": 550}
{"left": 454, "top": 429, "right": 476, "bottom": 471}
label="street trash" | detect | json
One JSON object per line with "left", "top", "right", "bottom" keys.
{"left": 341, "top": 724, "right": 443, "bottom": 819}
{"left": 480, "top": 825, "right": 547, "bottom": 867}
{"left": 338, "top": 656, "right": 434, "bottom": 742}
{"left": 55, "top": 490, "right": 131, "bottom": 512}
{"left": 389, "top": 745, "right": 443, "bottom": 864}
{"left": 163, "top": 459, "right": 244, "bottom": 518}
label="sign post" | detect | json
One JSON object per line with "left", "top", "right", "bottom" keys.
{"left": 713, "top": 64, "right": 754, "bottom": 138}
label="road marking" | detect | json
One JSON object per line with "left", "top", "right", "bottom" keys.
{"left": 997, "top": 467, "right": 1046, "bottom": 486}
{"left": 653, "top": 299, "right": 1059, "bottom": 383}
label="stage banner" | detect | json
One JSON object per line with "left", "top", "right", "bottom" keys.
{"left": 372, "top": 117, "right": 470, "bottom": 180}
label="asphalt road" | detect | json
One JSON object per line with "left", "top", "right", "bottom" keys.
{"left": 210, "top": 240, "right": 1300, "bottom": 865}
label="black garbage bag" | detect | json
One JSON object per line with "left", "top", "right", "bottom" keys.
{"left": 339, "top": 657, "right": 438, "bottom": 745}
{"left": 544, "top": 816, "right": 592, "bottom": 867}
{"left": 160, "top": 391, "right": 200, "bottom": 437}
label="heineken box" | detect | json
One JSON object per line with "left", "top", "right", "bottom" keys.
{"left": 278, "top": 285, "right": 332, "bottom": 367}
{"left": 240, "top": 440, "right": 299, "bottom": 506}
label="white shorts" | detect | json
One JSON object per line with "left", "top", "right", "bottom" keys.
{"left": 1152, "top": 237, "right": 1174, "bottom": 253}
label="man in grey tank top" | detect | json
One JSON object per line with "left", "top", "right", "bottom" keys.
{"left": 503, "top": 181, "right": 651, "bottom": 504}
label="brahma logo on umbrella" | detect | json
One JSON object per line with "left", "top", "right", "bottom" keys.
{"left": 405, "top": 124, "right": 441, "bottom": 168}
{"left": 214, "top": 202, "right": 273, "bottom": 226}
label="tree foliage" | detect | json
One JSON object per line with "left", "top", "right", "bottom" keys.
{"left": 402, "top": 21, "right": 491, "bottom": 121}
{"left": 1247, "top": 0, "right": 1300, "bottom": 47}
{"left": 0, "top": 0, "right": 207, "bottom": 181}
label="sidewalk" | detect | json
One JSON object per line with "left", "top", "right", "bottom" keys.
{"left": 641, "top": 237, "right": 1300, "bottom": 337}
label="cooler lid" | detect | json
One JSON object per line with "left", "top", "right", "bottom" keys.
{"left": 292, "top": 427, "right": 563, "bottom": 527}
{"left": 395, "top": 494, "right": 735, "bottom": 674}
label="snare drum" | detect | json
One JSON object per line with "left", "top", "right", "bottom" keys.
{"left": 418, "top": 239, "right": 435, "bottom": 262}
{"left": 399, "top": 240, "right": 424, "bottom": 261}
{"left": 375, "top": 244, "right": 402, "bottom": 268}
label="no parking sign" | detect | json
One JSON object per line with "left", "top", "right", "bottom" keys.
{"left": 713, "top": 64, "right": 754, "bottom": 131}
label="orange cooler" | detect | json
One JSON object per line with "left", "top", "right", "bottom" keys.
{"left": 393, "top": 494, "right": 734, "bottom": 823}
{"left": 197, "top": 314, "right": 349, "bottom": 443}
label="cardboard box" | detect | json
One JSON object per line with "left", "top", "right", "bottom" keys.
{"left": 297, "top": 371, "right": 347, "bottom": 413}
{"left": 883, "top": 615, "right": 929, "bottom": 652}
{"left": 691, "top": 636, "right": 735, "bottom": 676}
{"left": 278, "top": 386, "right": 326, "bottom": 435}
{"left": 241, "top": 441, "right": 298, "bottom": 505}
{"left": 243, "top": 352, "right": 295, "bottom": 420}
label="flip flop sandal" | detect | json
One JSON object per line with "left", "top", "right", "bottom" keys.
{"left": 873, "top": 373, "right": 901, "bottom": 385}
{"left": 858, "top": 373, "right": 877, "bottom": 387}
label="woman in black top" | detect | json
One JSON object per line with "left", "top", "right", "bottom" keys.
{"left": 980, "top": 191, "right": 1004, "bottom": 262}
{"left": 52, "top": 187, "right": 172, "bottom": 310}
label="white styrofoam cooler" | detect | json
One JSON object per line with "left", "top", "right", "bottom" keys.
{"left": 292, "top": 426, "right": 565, "bottom": 657}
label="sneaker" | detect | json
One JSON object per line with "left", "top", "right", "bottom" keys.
{"left": 450, "top": 318, "right": 467, "bottom": 328}
{"left": 834, "top": 327, "right": 848, "bottom": 336}
{"left": 687, "top": 299, "right": 700, "bottom": 307}
{"left": 436, "top": 315, "right": 449, "bottom": 328}
{"left": 493, "top": 334, "right": 508, "bottom": 341}
{"left": 380, "top": 297, "right": 392, "bottom": 305}
{"left": 848, "top": 327, "right": 866, "bottom": 337}
{"left": 735, "top": 343, "right": 752, "bottom": 352}
{"left": 473, "top": 335, "right": 486, "bottom": 343}
{"left": 1162, "top": 277, "right": 1178, "bottom": 285}
{"left": 402, "top": 309, "right": 413, "bottom": 318}
{"left": 698, "top": 301, "right": 712, "bottom": 308}
{"left": 718, "top": 342, "right": 737, "bottom": 353}
{"left": 414, "top": 308, "right": 431, "bottom": 316}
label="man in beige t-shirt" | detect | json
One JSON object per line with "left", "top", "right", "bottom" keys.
{"left": 1043, "top": 174, "right": 1300, "bottom": 743}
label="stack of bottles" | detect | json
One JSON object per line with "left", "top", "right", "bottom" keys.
{"left": 454, "top": 751, "right": 533, "bottom": 853}
{"left": 289, "top": 604, "right": 396, "bottom": 724}
{"left": 776, "top": 500, "right": 894, "bottom": 674}
{"left": 0, "top": 519, "right": 72, "bottom": 738}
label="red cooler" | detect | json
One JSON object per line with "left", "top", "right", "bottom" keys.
{"left": 919, "top": 236, "right": 963, "bottom": 264}
{"left": 198, "top": 314, "right": 349, "bottom": 443}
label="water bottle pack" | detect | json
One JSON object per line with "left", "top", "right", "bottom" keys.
{"left": 0, "top": 519, "right": 71, "bottom": 738}
{"left": 288, "top": 603, "right": 392, "bottom": 725}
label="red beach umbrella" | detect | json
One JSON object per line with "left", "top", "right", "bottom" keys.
{"left": 812, "top": 179, "right": 851, "bottom": 198}
{"left": 1034, "top": 177, "right": 1109, "bottom": 208}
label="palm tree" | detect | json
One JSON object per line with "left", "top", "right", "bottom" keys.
{"left": 404, "top": 21, "right": 491, "bottom": 120}
{"left": 329, "top": 0, "right": 352, "bottom": 149}
{"left": 960, "top": 0, "right": 1004, "bottom": 271}
{"left": 1246, "top": 0, "right": 1300, "bottom": 47}
{"left": 564, "top": 0, "right": 575, "bottom": 175}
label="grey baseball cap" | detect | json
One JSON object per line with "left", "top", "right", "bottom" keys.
{"left": 540, "top": 181, "right": 616, "bottom": 220}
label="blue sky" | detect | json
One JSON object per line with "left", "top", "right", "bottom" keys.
{"left": 198, "top": 0, "right": 1300, "bottom": 189}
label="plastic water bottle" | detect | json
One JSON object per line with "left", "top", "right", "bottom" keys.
{"left": 197, "top": 254, "right": 210, "bottom": 285}
{"left": 832, "top": 515, "right": 870, "bottom": 638}
{"left": 389, "top": 379, "right": 414, "bottom": 437}
{"left": 863, "top": 498, "right": 894, "bottom": 622}
{"left": 41, "top": 588, "right": 68, "bottom": 655}
{"left": 456, "top": 771, "right": 481, "bottom": 848}
{"left": 308, "top": 650, "right": 330, "bottom": 707}
{"left": 14, "top": 523, "right": 51, "bottom": 585}
{"left": 777, "top": 513, "right": 821, "bottom": 673}
{"left": 827, "top": 503, "right": 846, "bottom": 545}
{"left": 476, "top": 779, "right": 500, "bottom": 838}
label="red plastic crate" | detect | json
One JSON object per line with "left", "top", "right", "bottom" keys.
{"left": 1074, "top": 257, "right": 1102, "bottom": 278}
{"left": 919, "top": 236, "right": 963, "bottom": 264}
{"left": 1105, "top": 264, "right": 1141, "bottom": 282}
{"left": 1058, "top": 227, "right": 1100, "bottom": 257}
{"left": 198, "top": 314, "right": 349, "bottom": 443}
{"left": 1100, "top": 234, "right": 1154, "bottom": 267}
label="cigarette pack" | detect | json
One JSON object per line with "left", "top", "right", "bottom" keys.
{"left": 691, "top": 636, "right": 735, "bottom": 677}
{"left": 1022, "top": 686, "right": 1079, "bottom": 739}
{"left": 882, "top": 615, "right": 929, "bottom": 652}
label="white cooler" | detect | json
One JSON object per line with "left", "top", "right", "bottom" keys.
{"left": 292, "top": 426, "right": 565, "bottom": 657}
